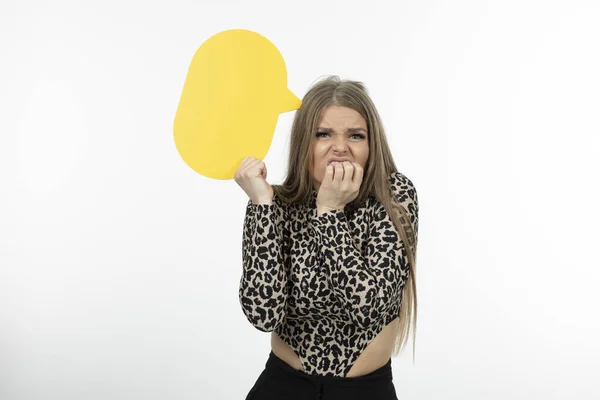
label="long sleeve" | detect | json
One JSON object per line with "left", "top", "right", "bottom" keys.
{"left": 310, "top": 172, "right": 419, "bottom": 329}
{"left": 391, "top": 172, "right": 419, "bottom": 257}
{"left": 239, "top": 196, "right": 288, "bottom": 332}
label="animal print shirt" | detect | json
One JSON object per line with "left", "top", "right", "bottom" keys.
{"left": 239, "top": 172, "right": 419, "bottom": 377}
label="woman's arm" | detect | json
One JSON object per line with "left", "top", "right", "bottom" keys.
{"left": 239, "top": 196, "right": 288, "bottom": 332}
{"left": 310, "top": 172, "right": 419, "bottom": 329}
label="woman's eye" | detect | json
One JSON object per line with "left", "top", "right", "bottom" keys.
{"left": 316, "top": 132, "right": 366, "bottom": 139}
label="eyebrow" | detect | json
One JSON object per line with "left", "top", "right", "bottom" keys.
{"left": 317, "top": 127, "right": 368, "bottom": 134}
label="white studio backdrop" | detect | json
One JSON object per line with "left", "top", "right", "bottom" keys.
{"left": 1, "top": 0, "right": 599, "bottom": 399}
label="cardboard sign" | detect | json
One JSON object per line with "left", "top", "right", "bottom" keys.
{"left": 174, "top": 29, "right": 301, "bottom": 180}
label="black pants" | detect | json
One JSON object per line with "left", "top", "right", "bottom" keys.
{"left": 245, "top": 351, "right": 398, "bottom": 400}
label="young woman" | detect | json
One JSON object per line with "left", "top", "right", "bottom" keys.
{"left": 234, "top": 76, "right": 419, "bottom": 400}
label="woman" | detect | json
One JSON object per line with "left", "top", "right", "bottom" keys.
{"left": 234, "top": 76, "right": 419, "bottom": 400}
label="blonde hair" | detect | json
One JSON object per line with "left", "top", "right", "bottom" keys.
{"left": 272, "top": 76, "right": 418, "bottom": 360}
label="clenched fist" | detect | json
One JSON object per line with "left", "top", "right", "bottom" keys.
{"left": 234, "top": 157, "right": 274, "bottom": 205}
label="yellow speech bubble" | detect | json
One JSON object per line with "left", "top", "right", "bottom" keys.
{"left": 173, "top": 29, "right": 301, "bottom": 180}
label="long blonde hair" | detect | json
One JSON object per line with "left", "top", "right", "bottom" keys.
{"left": 272, "top": 76, "right": 418, "bottom": 360}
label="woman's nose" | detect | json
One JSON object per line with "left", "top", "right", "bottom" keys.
{"left": 332, "top": 137, "right": 349, "bottom": 152}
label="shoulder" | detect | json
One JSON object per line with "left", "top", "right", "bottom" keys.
{"left": 387, "top": 171, "right": 418, "bottom": 204}
{"left": 364, "top": 172, "right": 417, "bottom": 215}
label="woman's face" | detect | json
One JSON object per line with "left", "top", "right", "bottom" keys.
{"left": 311, "top": 105, "right": 370, "bottom": 190}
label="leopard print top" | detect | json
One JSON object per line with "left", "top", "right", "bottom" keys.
{"left": 239, "top": 172, "right": 419, "bottom": 377}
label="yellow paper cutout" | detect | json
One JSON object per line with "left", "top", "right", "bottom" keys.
{"left": 173, "top": 29, "right": 301, "bottom": 180}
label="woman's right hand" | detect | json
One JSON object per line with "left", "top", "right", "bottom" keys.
{"left": 234, "top": 157, "right": 274, "bottom": 204}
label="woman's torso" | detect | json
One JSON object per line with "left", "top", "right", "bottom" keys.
{"left": 269, "top": 190, "right": 405, "bottom": 377}
{"left": 271, "top": 316, "right": 399, "bottom": 377}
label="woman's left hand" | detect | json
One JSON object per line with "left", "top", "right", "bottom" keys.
{"left": 316, "top": 161, "right": 363, "bottom": 214}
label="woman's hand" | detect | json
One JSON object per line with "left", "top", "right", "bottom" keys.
{"left": 234, "top": 157, "right": 274, "bottom": 204}
{"left": 316, "top": 161, "right": 363, "bottom": 214}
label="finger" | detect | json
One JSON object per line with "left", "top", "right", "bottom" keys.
{"left": 249, "top": 159, "right": 263, "bottom": 173}
{"left": 324, "top": 164, "right": 334, "bottom": 184}
{"left": 262, "top": 163, "right": 267, "bottom": 179}
{"left": 333, "top": 163, "right": 344, "bottom": 183}
{"left": 243, "top": 157, "right": 265, "bottom": 178}
{"left": 257, "top": 161, "right": 267, "bottom": 178}
{"left": 337, "top": 162, "right": 351, "bottom": 190}
{"left": 241, "top": 157, "right": 256, "bottom": 167}
{"left": 353, "top": 163, "right": 363, "bottom": 184}
{"left": 239, "top": 157, "right": 254, "bottom": 173}
{"left": 249, "top": 158, "right": 262, "bottom": 168}
{"left": 236, "top": 158, "right": 248, "bottom": 176}
{"left": 342, "top": 162, "right": 354, "bottom": 183}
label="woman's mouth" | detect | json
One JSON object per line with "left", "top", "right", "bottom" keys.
{"left": 327, "top": 158, "right": 350, "bottom": 165}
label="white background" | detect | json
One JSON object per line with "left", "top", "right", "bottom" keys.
{"left": 1, "top": 0, "right": 599, "bottom": 399}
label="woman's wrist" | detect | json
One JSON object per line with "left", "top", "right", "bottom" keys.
{"left": 251, "top": 195, "right": 273, "bottom": 205}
